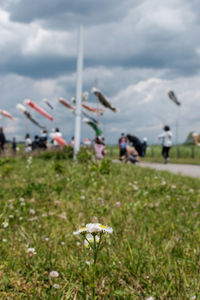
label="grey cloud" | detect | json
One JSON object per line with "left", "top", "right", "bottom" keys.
{"left": 5, "top": 0, "right": 135, "bottom": 28}
{"left": 0, "top": 55, "right": 76, "bottom": 78}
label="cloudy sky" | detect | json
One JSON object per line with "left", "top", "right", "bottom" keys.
{"left": 0, "top": 0, "right": 200, "bottom": 144}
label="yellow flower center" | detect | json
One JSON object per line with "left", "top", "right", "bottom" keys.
{"left": 99, "top": 225, "right": 107, "bottom": 229}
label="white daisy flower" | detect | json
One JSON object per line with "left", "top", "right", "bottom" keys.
{"left": 86, "top": 223, "right": 102, "bottom": 233}
{"left": 73, "top": 227, "right": 87, "bottom": 235}
{"left": 98, "top": 224, "right": 113, "bottom": 234}
{"left": 74, "top": 223, "right": 113, "bottom": 235}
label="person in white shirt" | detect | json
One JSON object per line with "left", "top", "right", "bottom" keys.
{"left": 53, "top": 128, "right": 62, "bottom": 147}
{"left": 25, "top": 133, "right": 32, "bottom": 153}
{"left": 158, "top": 126, "right": 173, "bottom": 164}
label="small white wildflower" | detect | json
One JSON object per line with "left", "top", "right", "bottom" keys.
{"left": 49, "top": 212, "right": 54, "bottom": 216}
{"left": 73, "top": 227, "right": 87, "bottom": 235}
{"left": 19, "top": 216, "right": 23, "bottom": 220}
{"left": 85, "top": 260, "right": 90, "bottom": 265}
{"left": 2, "top": 238, "right": 7, "bottom": 242}
{"left": 54, "top": 200, "right": 60, "bottom": 205}
{"left": 49, "top": 271, "right": 59, "bottom": 278}
{"left": 61, "top": 241, "right": 65, "bottom": 245}
{"left": 9, "top": 215, "right": 14, "bottom": 219}
{"left": 146, "top": 297, "right": 155, "bottom": 300}
{"left": 41, "top": 213, "right": 47, "bottom": 217}
{"left": 2, "top": 222, "right": 9, "bottom": 228}
{"left": 30, "top": 198, "right": 35, "bottom": 203}
{"left": 53, "top": 283, "right": 60, "bottom": 289}
{"left": 74, "top": 223, "right": 113, "bottom": 235}
{"left": 19, "top": 197, "right": 25, "bottom": 202}
{"left": 80, "top": 195, "right": 85, "bottom": 200}
{"left": 171, "top": 185, "right": 176, "bottom": 189}
{"left": 115, "top": 202, "right": 121, "bottom": 208}
{"left": 161, "top": 181, "right": 166, "bottom": 185}
{"left": 29, "top": 209, "right": 35, "bottom": 215}
{"left": 86, "top": 223, "right": 101, "bottom": 233}
{"left": 76, "top": 241, "right": 81, "bottom": 246}
{"left": 20, "top": 202, "right": 25, "bottom": 206}
{"left": 27, "top": 247, "right": 36, "bottom": 257}
{"left": 133, "top": 185, "right": 138, "bottom": 191}
{"left": 98, "top": 224, "right": 113, "bottom": 234}
{"left": 28, "top": 216, "right": 38, "bottom": 221}
{"left": 45, "top": 237, "right": 49, "bottom": 241}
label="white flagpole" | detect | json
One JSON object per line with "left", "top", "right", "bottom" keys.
{"left": 73, "top": 25, "right": 84, "bottom": 160}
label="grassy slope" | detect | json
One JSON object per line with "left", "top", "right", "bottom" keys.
{"left": 0, "top": 155, "right": 199, "bottom": 299}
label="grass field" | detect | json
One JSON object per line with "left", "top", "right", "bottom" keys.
{"left": 0, "top": 151, "right": 199, "bottom": 299}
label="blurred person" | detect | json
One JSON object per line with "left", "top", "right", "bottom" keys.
{"left": 0, "top": 127, "right": 6, "bottom": 153}
{"left": 25, "top": 134, "right": 32, "bottom": 153}
{"left": 126, "top": 134, "right": 143, "bottom": 158}
{"left": 32, "top": 135, "right": 40, "bottom": 151}
{"left": 118, "top": 133, "right": 126, "bottom": 159}
{"left": 94, "top": 137, "right": 106, "bottom": 159}
{"left": 53, "top": 128, "right": 62, "bottom": 147}
{"left": 70, "top": 136, "right": 75, "bottom": 148}
{"left": 142, "top": 137, "right": 148, "bottom": 157}
{"left": 12, "top": 137, "right": 17, "bottom": 154}
{"left": 158, "top": 125, "right": 173, "bottom": 164}
{"left": 119, "top": 136, "right": 127, "bottom": 161}
{"left": 126, "top": 140, "right": 140, "bottom": 163}
{"left": 39, "top": 130, "right": 48, "bottom": 149}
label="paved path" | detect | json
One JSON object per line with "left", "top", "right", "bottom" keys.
{"left": 139, "top": 162, "right": 200, "bottom": 178}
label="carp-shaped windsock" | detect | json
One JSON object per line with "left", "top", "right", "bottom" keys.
{"left": 24, "top": 99, "right": 54, "bottom": 121}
